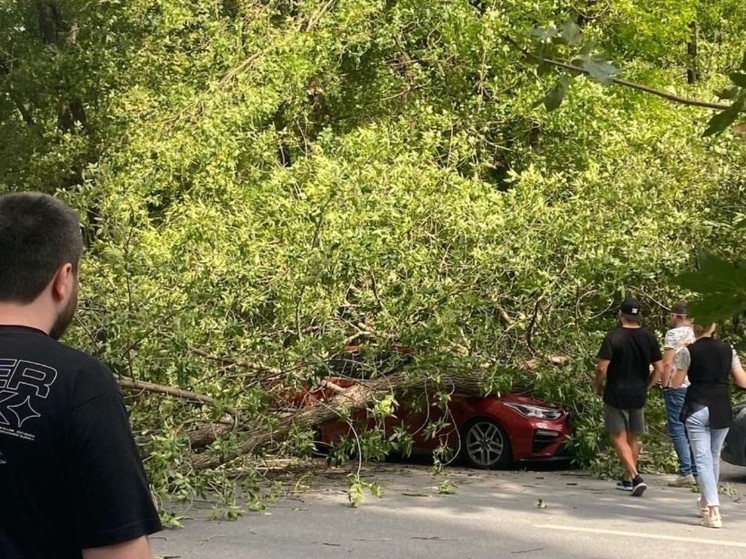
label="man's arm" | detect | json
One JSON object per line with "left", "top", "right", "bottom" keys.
{"left": 660, "top": 348, "right": 675, "bottom": 387}
{"left": 670, "top": 348, "right": 690, "bottom": 388}
{"left": 730, "top": 352, "right": 746, "bottom": 389}
{"left": 671, "top": 367, "right": 687, "bottom": 388}
{"left": 68, "top": 365, "right": 162, "bottom": 555}
{"left": 648, "top": 360, "right": 664, "bottom": 390}
{"left": 83, "top": 536, "right": 153, "bottom": 559}
{"left": 594, "top": 359, "right": 609, "bottom": 396}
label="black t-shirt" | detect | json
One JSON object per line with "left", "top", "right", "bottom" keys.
{"left": 0, "top": 326, "right": 162, "bottom": 559}
{"left": 597, "top": 326, "right": 662, "bottom": 409}
{"left": 680, "top": 337, "right": 734, "bottom": 429}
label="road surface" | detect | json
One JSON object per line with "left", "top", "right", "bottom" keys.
{"left": 152, "top": 461, "right": 746, "bottom": 559}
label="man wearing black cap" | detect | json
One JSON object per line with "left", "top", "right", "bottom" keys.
{"left": 595, "top": 298, "right": 663, "bottom": 496}
{"left": 660, "top": 302, "right": 697, "bottom": 487}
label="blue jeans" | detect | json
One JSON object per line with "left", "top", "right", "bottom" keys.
{"left": 685, "top": 407, "right": 729, "bottom": 507}
{"left": 664, "top": 388, "right": 697, "bottom": 476}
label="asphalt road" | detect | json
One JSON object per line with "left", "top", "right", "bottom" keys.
{"left": 152, "top": 462, "right": 746, "bottom": 559}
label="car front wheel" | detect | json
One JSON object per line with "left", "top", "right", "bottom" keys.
{"left": 461, "top": 418, "right": 512, "bottom": 469}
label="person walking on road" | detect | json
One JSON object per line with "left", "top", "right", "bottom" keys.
{"left": 0, "top": 193, "right": 162, "bottom": 558}
{"left": 595, "top": 298, "right": 663, "bottom": 497}
{"left": 660, "top": 302, "right": 697, "bottom": 487}
{"left": 671, "top": 323, "right": 746, "bottom": 528}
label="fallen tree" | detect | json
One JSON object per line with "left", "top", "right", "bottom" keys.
{"left": 117, "top": 352, "right": 570, "bottom": 472}
{"left": 117, "top": 355, "right": 568, "bottom": 471}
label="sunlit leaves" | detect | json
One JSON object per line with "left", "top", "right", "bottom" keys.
{"left": 2, "top": 0, "right": 746, "bottom": 493}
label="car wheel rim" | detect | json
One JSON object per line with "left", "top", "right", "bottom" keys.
{"left": 466, "top": 421, "right": 504, "bottom": 467}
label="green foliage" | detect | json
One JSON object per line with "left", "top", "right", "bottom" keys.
{"left": 674, "top": 254, "right": 746, "bottom": 324}
{"left": 1, "top": 0, "right": 746, "bottom": 501}
{"left": 347, "top": 474, "right": 384, "bottom": 508}
{"left": 435, "top": 479, "right": 458, "bottom": 495}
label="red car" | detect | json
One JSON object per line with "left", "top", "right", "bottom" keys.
{"left": 313, "top": 378, "right": 571, "bottom": 469}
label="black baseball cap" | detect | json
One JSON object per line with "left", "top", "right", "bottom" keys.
{"left": 619, "top": 298, "right": 641, "bottom": 316}
{"left": 671, "top": 301, "right": 688, "bottom": 316}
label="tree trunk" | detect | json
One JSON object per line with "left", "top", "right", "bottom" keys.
{"left": 36, "top": 0, "right": 62, "bottom": 45}
{"left": 191, "top": 370, "right": 421, "bottom": 471}
{"left": 687, "top": 22, "right": 699, "bottom": 85}
{"left": 35, "top": 0, "right": 90, "bottom": 133}
{"left": 187, "top": 352, "right": 571, "bottom": 471}
{"left": 189, "top": 367, "right": 505, "bottom": 471}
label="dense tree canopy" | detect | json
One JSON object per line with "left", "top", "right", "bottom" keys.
{"left": 1, "top": 0, "right": 745, "bottom": 508}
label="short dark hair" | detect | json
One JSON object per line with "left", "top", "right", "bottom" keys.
{"left": 621, "top": 312, "right": 641, "bottom": 323}
{"left": 670, "top": 301, "right": 688, "bottom": 316}
{"left": 0, "top": 192, "right": 83, "bottom": 303}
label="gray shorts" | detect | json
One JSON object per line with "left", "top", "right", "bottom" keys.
{"left": 604, "top": 404, "right": 645, "bottom": 435}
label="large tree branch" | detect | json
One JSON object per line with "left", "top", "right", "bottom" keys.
{"left": 116, "top": 376, "right": 238, "bottom": 417}
{"left": 189, "top": 347, "right": 286, "bottom": 377}
{"left": 505, "top": 36, "right": 733, "bottom": 111}
{"left": 189, "top": 358, "right": 570, "bottom": 471}
{"left": 191, "top": 371, "right": 418, "bottom": 471}
{"left": 9, "top": 91, "right": 35, "bottom": 126}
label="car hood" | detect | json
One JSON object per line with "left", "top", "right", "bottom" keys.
{"left": 498, "top": 393, "right": 561, "bottom": 409}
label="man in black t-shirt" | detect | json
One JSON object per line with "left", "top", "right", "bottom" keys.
{"left": 0, "top": 193, "right": 162, "bottom": 559}
{"left": 595, "top": 298, "right": 663, "bottom": 497}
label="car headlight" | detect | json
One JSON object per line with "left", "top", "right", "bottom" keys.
{"left": 503, "top": 402, "right": 562, "bottom": 420}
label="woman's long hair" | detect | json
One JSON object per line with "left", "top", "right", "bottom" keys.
{"left": 692, "top": 323, "right": 716, "bottom": 339}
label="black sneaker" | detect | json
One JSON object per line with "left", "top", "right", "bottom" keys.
{"left": 616, "top": 480, "right": 632, "bottom": 491}
{"left": 631, "top": 475, "right": 647, "bottom": 497}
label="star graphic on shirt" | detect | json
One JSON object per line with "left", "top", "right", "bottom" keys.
{"left": 8, "top": 396, "right": 40, "bottom": 428}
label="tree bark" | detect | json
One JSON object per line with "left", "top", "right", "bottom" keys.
{"left": 35, "top": 1, "right": 90, "bottom": 133}
{"left": 189, "top": 423, "right": 235, "bottom": 449}
{"left": 188, "top": 365, "right": 527, "bottom": 471}
{"left": 188, "top": 355, "right": 572, "bottom": 471}
{"left": 36, "top": 0, "right": 62, "bottom": 45}
{"left": 687, "top": 22, "right": 699, "bottom": 85}
{"left": 9, "top": 91, "right": 35, "bottom": 126}
{"left": 191, "top": 370, "right": 419, "bottom": 471}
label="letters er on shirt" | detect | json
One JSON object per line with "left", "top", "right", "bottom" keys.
{"left": 0, "top": 359, "right": 58, "bottom": 440}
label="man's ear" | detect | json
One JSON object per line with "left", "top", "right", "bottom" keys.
{"left": 50, "top": 263, "right": 74, "bottom": 302}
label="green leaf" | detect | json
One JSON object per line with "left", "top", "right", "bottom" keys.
{"left": 579, "top": 40, "right": 595, "bottom": 56}
{"left": 540, "top": 76, "right": 570, "bottom": 111}
{"left": 435, "top": 480, "right": 458, "bottom": 495}
{"left": 715, "top": 86, "right": 740, "bottom": 100}
{"left": 532, "top": 26, "right": 558, "bottom": 40}
{"left": 561, "top": 21, "right": 582, "bottom": 46}
{"left": 581, "top": 55, "right": 618, "bottom": 85}
{"left": 536, "top": 60, "right": 554, "bottom": 76}
{"left": 730, "top": 72, "right": 746, "bottom": 88}
{"left": 702, "top": 106, "right": 741, "bottom": 137}
{"left": 741, "top": 50, "right": 746, "bottom": 71}
{"left": 673, "top": 253, "right": 746, "bottom": 323}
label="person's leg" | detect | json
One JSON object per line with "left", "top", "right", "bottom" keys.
{"left": 626, "top": 408, "right": 647, "bottom": 496}
{"left": 610, "top": 430, "right": 638, "bottom": 480}
{"left": 710, "top": 427, "right": 729, "bottom": 503}
{"left": 686, "top": 408, "right": 719, "bottom": 525}
{"left": 664, "top": 388, "right": 694, "bottom": 477}
{"left": 605, "top": 404, "right": 638, "bottom": 481}
{"left": 627, "top": 431, "right": 640, "bottom": 466}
